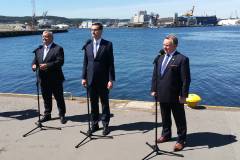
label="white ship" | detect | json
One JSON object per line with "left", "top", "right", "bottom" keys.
{"left": 218, "top": 18, "right": 240, "bottom": 26}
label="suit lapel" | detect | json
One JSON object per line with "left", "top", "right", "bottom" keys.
{"left": 39, "top": 47, "right": 44, "bottom": 63}
{"left": 162, "top": 52, "right": 178, "bottom": 75}
{"left": 158, "top": 55, "right": 165, "bottom": 76}
{"left": 95, "top": 39, "right": 105, "bottom": 60}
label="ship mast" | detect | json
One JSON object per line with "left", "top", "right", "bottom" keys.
{"left": 31, "top": 0, "right": 37, "bottom": 30}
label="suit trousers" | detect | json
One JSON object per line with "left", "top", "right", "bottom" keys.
{"left": 89, "top": 81, "right": 110, "bottom": 127}
{"left": 40, "top": 81, "right": 66, "bottom": 116}
{"left": 160, "top": 102, "right": 187, "bottom": 143}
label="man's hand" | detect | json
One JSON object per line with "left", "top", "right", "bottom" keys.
{"left": 39, "top": 64, "right": 48, "bottom": 70}
{"left": 82, "top": 79, "right": 87, "bottom": 87}
{"left": 32, "top": 64, "right": 36, "bottom": 71}
{"left": 151, "top": 92, "right": 156, "bottom": 97}
{"left": 107, "top": 81, "right": 113, "bottom": 90}
{"left": 179, "top": 96, "right": 186, "bottom": 104}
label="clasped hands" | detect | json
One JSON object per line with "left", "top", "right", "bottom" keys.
{"left": 32, "top": 64, "right": 48, "bottom": 71}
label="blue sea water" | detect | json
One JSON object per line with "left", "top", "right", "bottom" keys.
{"left": 0, "top": 26, "right": 240, "bottom": 107}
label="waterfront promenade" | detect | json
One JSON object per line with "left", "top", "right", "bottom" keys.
{"left": 0, "top": 93, "right": 239, "bottom": 160}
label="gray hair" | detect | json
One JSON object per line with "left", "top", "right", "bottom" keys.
{"left": 42, "top": 30, "right": 53, "bottom": 37}
{"left": 165, "top": 34, "right": 178, "bottom": 46}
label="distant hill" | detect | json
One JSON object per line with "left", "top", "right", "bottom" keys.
{"left": 0, "top": 15, "right": 129, "bottom": 27}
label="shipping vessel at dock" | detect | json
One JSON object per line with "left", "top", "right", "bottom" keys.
{"left": 166, "top": 6, "right": 218, "bottom": 27}
{"left": 0, "top": 29, "right": 68, "bottom": 38}
{"left": 0, "top": 0, "right": 69, "bottom": 38}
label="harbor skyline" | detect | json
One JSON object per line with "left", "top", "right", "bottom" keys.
{"left": 1, "top": 0, "right": 240, "bottom": 19}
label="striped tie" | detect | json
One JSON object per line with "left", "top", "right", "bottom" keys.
{"left": 160, "top": 54, "right": 170, "bottom": 75}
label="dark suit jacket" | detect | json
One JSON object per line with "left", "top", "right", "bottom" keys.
{"left": 82, "top": 39, "right": 115, "bottom": 86}
{"left": 32, "top": 43, "right": 65, "bottom": 83}
{"left": 151, "top": 51, "right": 191, "bottom": 103}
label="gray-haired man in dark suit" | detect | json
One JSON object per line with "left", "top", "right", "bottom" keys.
{"left": 32, "top": 30, "right": 67, "bottom": 124}
{"left": 151, "top": 34, "right": 191, "bottom": 151}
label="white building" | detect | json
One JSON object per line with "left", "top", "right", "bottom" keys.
{"left": 79, "top": 20, "right": 93, "bottom": 28}
{"left": 131, "top": 11, "right": 149, "bottom": 24}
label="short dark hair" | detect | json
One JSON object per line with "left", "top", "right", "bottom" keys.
{"left": 92, "top": 22, "right": 103, "bottom": 30}
{"left": 165, "top": 34, "right": 178, "bottom": 46}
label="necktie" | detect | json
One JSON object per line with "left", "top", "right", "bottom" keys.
{"left": 93, "top": 42, "right": 98, "bottom": 58}
{"left": 43, "top": 46, "right": 49, "bottom": 60}
{"left": 160, "top": 54, "right": 170, "bottom": 75}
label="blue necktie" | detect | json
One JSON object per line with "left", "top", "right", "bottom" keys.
{"left": 160, "top": 54, "right": 170, "bottom": 75}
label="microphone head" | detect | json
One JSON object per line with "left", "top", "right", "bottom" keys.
{"left": 32, "top": 45, "right": 43, "bottom": 53}
{"left": 82, "top": 39, "right": 92, "bottom": 50}
{"left": 159, "top": 49, "right": 165, "bottom": 55}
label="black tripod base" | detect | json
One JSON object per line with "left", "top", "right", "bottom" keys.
{"left": 75, "top": 130, "right": 113, "bottom": 148}
{"left": 23, "top": 122, "right": 61, "bottom": 137}
{"left": 142, "top": 142, "right": 183, "bottom": 160}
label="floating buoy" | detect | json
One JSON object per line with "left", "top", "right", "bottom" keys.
{"left": 186, "top": 94, "right": 201, "bottom": 108}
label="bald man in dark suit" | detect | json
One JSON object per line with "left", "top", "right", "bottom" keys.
{"left": 32, "top": 30, "right": 66, "bottom": 124}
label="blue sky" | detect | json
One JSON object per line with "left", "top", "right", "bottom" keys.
{"left": 1, "top": 0, "right": 240, "bottom": 19}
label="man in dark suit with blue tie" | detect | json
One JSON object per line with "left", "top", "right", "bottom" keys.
{"left": 151, "top": 35, "right": 191, "bottom": 151}
{"left": 32, "top": 31, "right": 67, "bottom": 124}
{"left": 82, "top": 23, "right": 115, "bottom": 136}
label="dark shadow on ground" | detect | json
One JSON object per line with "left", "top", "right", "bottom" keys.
{"left": 187, "top": 105, "right": 206, "bottom": 110}
{"left": 0, "top": 109, "right": 38, "bottom": 120}
{"left": 110, "top": 122, "right": 162, "bottom": 133}
{"left": 66, "top": 113, "right": 114, "bottom": 123}
{"left": 186, "top": 132, "right": 237, "bottom": 148}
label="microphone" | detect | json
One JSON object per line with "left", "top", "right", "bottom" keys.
{"left": 33, "top": 45, "right": 43, "bottom": 53}
{"left": 159, "top": 49, "right": 165, "bottom": 55}
{"left": 82, "top": 39, "right": 92, "bottom": 50}
{"left": 153, "top": 49, "right": 165, "bottom": 64}
{"left": 153, "top": 55, "right": 160, "bottom": 64}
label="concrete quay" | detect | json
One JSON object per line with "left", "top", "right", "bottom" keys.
{"left": 0, "top": 93, "right": 239, "bottom": 160}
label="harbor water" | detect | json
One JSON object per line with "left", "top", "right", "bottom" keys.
{"left": 0, "top": 26, "right": 239, "bottom": 107}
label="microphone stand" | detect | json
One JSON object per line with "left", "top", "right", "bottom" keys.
{"left": 23, "top": 50, "right": 61, "bottom": 137}
{"left": 75, "top": 85, "right": 113, "bottom": 148}
{"left": 142, "top": 55, "right": 183, "bottom": 160}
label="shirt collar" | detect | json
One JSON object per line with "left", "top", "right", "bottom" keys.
{"left": 44, "top": 42, "right": 53, "bottom": 49}
{"left": 166, "top": 50, "right": 176, "bottom": 57}
{"left": 93, "top": 38, "right": 101, "bottom": 44}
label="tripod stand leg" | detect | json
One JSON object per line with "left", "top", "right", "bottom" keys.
{"left": 42, "top": 125, "right": 61, "bottom": 130}
{"left": 23, "top": 122, "right": 62, "bottom": 137}
{"left": 75, "top": 136, "right": 89, "bottom": 148}
{"left": 23, "top": 126, "right": 41, "bottom": 137}
{"left": 142, "top": 150, "right": 156, "bottom": 160}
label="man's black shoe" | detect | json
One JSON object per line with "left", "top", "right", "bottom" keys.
{"left": 60, "top": 116, "right": 67, "bottom": 124}
{"left": 87, "top": 125, "right": 99, "bottom": 135}
{"left": 39, "top": 115, "right": 51, "bottom": 123}
{"left": 102, "top": 126, "right": 110, "bottom": 136}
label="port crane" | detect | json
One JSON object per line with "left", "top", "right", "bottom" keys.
{"left": 183, "top": 6, "right": 195, "bottom": 17}
{"left": 31, "top": 0, "right": 37, "bottom": 30}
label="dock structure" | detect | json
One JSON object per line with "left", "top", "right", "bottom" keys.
{"left": 0, "top": 93, "right": 239, "bottom": 160}
{"left": 0, "top": 29, "right": 68, "bottom": 38}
